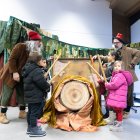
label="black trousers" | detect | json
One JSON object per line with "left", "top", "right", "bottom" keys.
{"left": 27, "top": 102, "right": 42, "bottom": 127}
{"left": 124, "top": 83, "right": 134, "bottom": 112}
{"left": 38, "top": 100, "right": 46, "bottom": 119}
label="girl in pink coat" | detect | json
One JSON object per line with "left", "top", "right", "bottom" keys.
{"left": 105, "top": 61, "right": 133, "bottom": 132}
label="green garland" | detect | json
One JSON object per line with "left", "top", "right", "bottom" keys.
{"left": 0, "top": 16, "right": 110, "bottom": 61}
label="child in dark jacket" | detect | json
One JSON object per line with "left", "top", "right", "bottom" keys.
{"left": 37, "top": 58, "right": 50, "bottom": 120}
{"left": 105, "top": 61, "right": 133, "bottom": 132}
{"left": 22, "top": 53, "right": 50, "bottom": 137}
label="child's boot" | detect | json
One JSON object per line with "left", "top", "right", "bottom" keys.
{"left": 29, "top": 126, "right": 46, "bottom": 137}
{"left": 123, "top": 111, "right": 130, "bottom": 119}
{"left": 109, "top": 121, "right": 123, "bottom": 132}
{"left": 104, "top": 111, "right": 116, "bottom": 125}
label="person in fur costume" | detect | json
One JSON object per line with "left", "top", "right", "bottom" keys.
{"left": 0, "top": 31, "right": 42, "bottom": 124}
{"left": 113, "top": 33, "right": 140, "bottom": 118}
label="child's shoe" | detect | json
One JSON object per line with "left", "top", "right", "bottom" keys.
{"left": 29, "top": 126, "right": 46, "bottom": 137}
{"left": 104, "top": 111, "right": 116, "bottom": 125}
{"left": 109, "top": 121, "right": 123, "bottom": 132}
{"left": 103, "top": 112, "right": 109, "bottom": 119}
{"left": 27, "top": 125, "right": 42, "bottom": 134}
{"left": 26, "top": 125, "right": 31, "bottom": 134}
{"left": 123, "top": 111, "right": 130, "bottom": 119}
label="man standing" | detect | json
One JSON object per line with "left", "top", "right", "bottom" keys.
{"left": 0, "top": 31, "right": 42, "bottom": 124}
{"left": 113, "top": 33, "right": 140, "bottom": 118}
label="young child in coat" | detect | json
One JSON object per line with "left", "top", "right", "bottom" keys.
{"left": 98, "top": 51, "right": 120, "bottom": 118}
{"left": 22, "top": 52, "right": 50, "bottom": 137}
{"left": 105, "top": 61, "right": 133, "bottom": 132}
{"left": 37, "top": 58, "right": 51, "bottom": 120}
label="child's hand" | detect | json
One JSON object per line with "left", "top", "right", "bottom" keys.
{"left": 100, "top": 76, "right": 104, "bottom": 82}
{"left": 105, "top": 81, "right": 108, "bottom": 84}
{"left": 97, "top": 76, "right": 104, "bottom": 84}
{"left": 92, "top": 55, "right": 97, "bottom": 60}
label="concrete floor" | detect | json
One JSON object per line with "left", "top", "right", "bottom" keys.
{"left": 0, "top": 106, "right": 140, "bottom": 140}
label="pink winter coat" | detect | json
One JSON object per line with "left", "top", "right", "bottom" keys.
{"left": 105, "top": 70, "right": 133, "bottom": 109}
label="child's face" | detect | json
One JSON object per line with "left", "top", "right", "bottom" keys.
{"left": 114, "top": 63, "right": 122, "bottom": 71}
{"left": 108, "top": 52, "right": 115, "bottom": 62}
{"left": 38, "top": 59, "right": 47, "bottom": 68}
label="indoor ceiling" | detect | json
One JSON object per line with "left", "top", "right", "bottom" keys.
{"left": 107, "top": 0, "right": 140, "bottom": 17}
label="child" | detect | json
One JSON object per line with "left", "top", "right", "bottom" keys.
{"left": 41, "top": 58, "right": 51, "bottom": 82}
{"left": 37, "top": 58, "right": 50, "bottom": 120}
{"left": 105, "top": 61, "right": 133, "bottom": 132}
{"left": 22, "top": 52, "right": 50, "bottom": 137}
{"left": 98, "top": 51, "right": 119, "bottom": 118}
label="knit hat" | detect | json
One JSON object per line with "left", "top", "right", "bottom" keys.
{"left": 114, "top": 33, "right": 126, "bottom": 44}
{"left": 28, "top": 31, "right": 41, "bottom": 40}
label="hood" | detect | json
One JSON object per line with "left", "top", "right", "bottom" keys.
{"left": 113, "top": 70, "right": 133, "bottom": 86}
{"left": 22, "top": 63, "right": 38, "bottom": 78}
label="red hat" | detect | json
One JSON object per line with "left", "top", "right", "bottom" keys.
{"left": 28, "top": 31, "right": 41, "bottom": 40}
{"left": 116, "top": 33, "right": 123, "bottom": 39}
{"left": 114, "top": 33, "right": 126, "bottom": 44}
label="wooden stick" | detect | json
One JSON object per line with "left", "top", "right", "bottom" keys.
{"left": 44, "top": 53, "right": 61, "bottom": 78}
{"left": 97, "top": 54, "right": 107, "bottom": 82}
{"left": 90, "top": 55, "right": 95, "bottom": 68}
{"left": 86, "top": 62, "right": 102, "bottom": 79}
{"left": 49, "top": 62, "right": 71, "bottom": 83}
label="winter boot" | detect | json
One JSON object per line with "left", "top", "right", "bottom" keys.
{"left": 29, "top": 126, "right": 46, "bottom": 137}
{"left": 26, "top": 125, "right": 42, "bottom": 134}
{"left": 103, "top": 112, "right": 109, "bottom": 119}
{"left": 19, "top": 110, "right": 27, "bottom": 119}
{"left": 123, "top": 111, "right": 130, "bottom": 119}
{"left": 109, "top": 121, "right": 123, "bottom": 132}
{"left": 103, "top": 107, "right": 109, "bottom": 118}
{"left": 27, "top": 125, "right": 31, "bottom": 134}
{"left": 0, "top": 113, "right": 10, "bottom": 124}
{"left": 104, "top": 111, "right": 116, "bottom": 125}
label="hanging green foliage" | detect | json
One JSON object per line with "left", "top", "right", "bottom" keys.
{"left": 0, "top": 16, "right": 110, "bottom": 60}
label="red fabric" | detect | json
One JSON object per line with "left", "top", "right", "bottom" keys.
{"left": 0, "top": 52, "right": 4, "bottom": 94}
{"left": 28, "top": 31, "right": 41, "bottom": 40}
{"left": 116, "top": 33, "right": 123, "bottom": 39}
{"left": 114, "top": 108, "right": 123, "bottom": 121}
{"left": 98, "top": 80, "right": 106, "bottom": 95}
